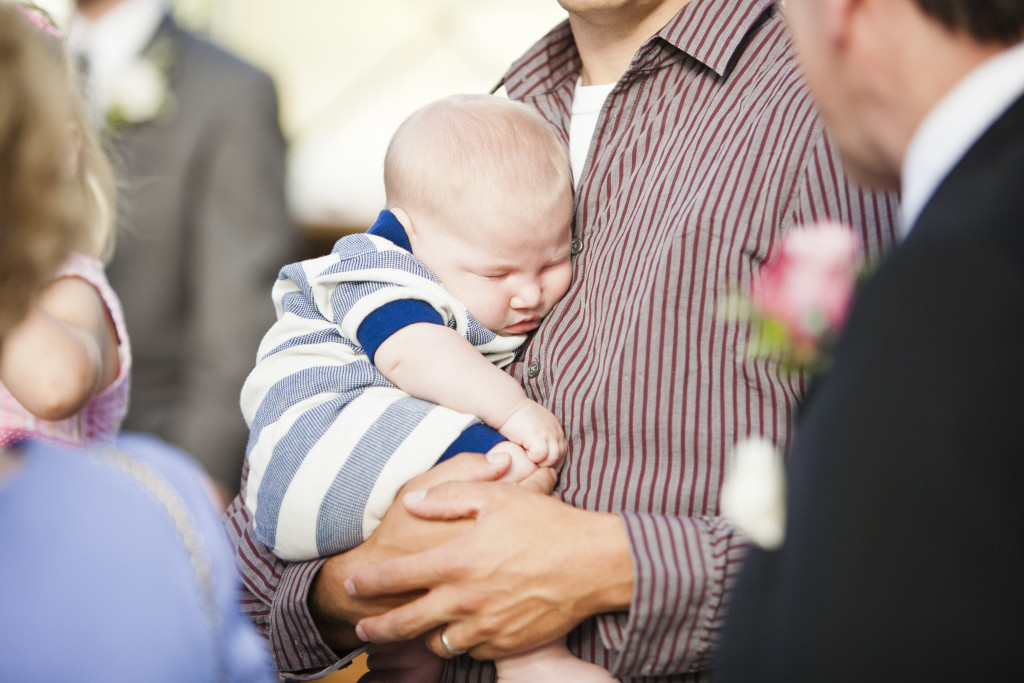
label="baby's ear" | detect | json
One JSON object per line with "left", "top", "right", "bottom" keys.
{"left": 389, "top": 207, "right": 416, "bottom": 236}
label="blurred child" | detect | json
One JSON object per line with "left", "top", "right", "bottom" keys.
{"left": 0, "top": 2, "right": 129, "bottom": 448}
{"left": 0, "top": 5, "right": 273, "bottom": 680}
{"left": 241, "top": 94, "right": 616, "bottom": 682}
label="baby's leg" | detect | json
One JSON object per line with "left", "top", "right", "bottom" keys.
{"left": 494, "top": 636, "right": 619, "bottom": 683}
{"left": 364, "top": 639, "right": 443, "bottom": 683}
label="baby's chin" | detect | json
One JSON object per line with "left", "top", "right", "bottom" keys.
{"left": 499, "top": 318, "right": 541, "bottom": 336}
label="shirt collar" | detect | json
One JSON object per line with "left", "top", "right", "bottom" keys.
{"left": 658, "top": 0, "right": 776, "bottom": 77}
{"left": 901, "top": 39, "right": 1024, "bottom": 237}
{"left": 503, "top": 0, "right": 776, "bottom": 98}
{"left": 366, "top": 210, "right": 413, "bottom": 252}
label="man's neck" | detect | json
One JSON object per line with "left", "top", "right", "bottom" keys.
{"left": 568, "top": 0, "right": 692, "bottom": 85}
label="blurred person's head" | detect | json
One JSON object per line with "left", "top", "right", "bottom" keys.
{"left": 17, "top": 2, "right": 117, "bottom": 263}
{"left": 780, "top": 0, "right": 1024, "bottom": 189}
{"left": 383, "top": 94, "right": 574, "bottom": 336}
{"left": 74, "top": 0, "right": 135, "bottom": 20}
{"left": 912, "top": 0, "right": 1024, "bottom": 43}
{"left": 0, "top": 3, "right": 81, "bottom": 338}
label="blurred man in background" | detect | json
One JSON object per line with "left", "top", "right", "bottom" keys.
{"left": 69, "top": 0, "right": 295, "bottom": 502}
{"left": 718, "top": 1, "right": 1024, "bottom": 679}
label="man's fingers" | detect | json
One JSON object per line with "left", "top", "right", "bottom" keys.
{"left": 431, "top": 622, "right": 473, "bottom": 660}
{"left": 354, "top": 588, "right": 460, "bottom": 646}
{"left": 345, "top": 542, "right": 453, "bottom": 600}
{"left": 517, "top": 466, "right": 558, "bottom": 494}
{"left": 401, "top": 480, "right": 509, "bottom": 521}
{"left": 413, "top": 450, "right": 511, "bottom": 489}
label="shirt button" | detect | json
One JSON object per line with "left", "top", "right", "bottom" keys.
{"left": 527, "top": 360, "right": 541, "bottom": 378}
{"left": 571, "top": 237, "right": 584, "bottom": 255}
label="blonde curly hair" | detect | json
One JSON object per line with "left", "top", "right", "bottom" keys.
{"left": 15, "top": 2, "right": 117, "bottom": 262}
{"left": 0, "top": 4, "right": 81, "bottom": 337}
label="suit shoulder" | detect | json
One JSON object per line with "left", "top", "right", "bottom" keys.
{"left": 914, "top": 106, "right": 1024, "bottom": 266}
{"left": 167, "top": 22, "right": 274, "bottom": 90}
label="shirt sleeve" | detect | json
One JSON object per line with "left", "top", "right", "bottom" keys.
{"left": 356, "top": 299, "right": 444, "bottom": 365}
{"left": 225, "top": 488, "right": 363, "bottom": 680}
{"left": 595, "top": 128, "right": 901, "bottom": 678}
{"left": 595, "top": 515, "right": 746, "bottom": 675}
{"left": 327, "top": 240, "right": 466, "bottom": 351}
{"left": 438, "top": 423, "right": 505, "bottom": 461}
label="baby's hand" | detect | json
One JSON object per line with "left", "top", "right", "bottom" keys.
{"left": 498, "top": 399, "right": 566, "bottom": 469}
{"left": 486, "top": 441, "right": 544, "bottom": 484}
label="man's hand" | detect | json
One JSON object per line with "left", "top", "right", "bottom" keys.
{"left": 308, "top": 451, "right": 557, "bottom": 652}
{"left": 498, "top": 399, "right": 566, "bottom": 468}
{"left": 344, "top": 480, "right": 633, "bottom": 660}
{"left": 487, "top": 441, "right": 547, "bottom": 484}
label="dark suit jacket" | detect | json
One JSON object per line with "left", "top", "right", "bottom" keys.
{"left": 717, "top": 94, "right": 1024, "bottom": 681}
{"left": 105, "top": 15, "right": 294, "bottom": 493}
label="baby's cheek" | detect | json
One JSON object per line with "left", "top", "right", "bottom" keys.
{"left": 550, "top": 267, "right": 574, "bottom": 302}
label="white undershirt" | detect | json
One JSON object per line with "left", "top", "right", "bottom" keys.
{"left": 900, "top": 40, "right": 1024, "bottom": 237}
{"left": 569, "top": 79, "right": 616, "bottom": 188}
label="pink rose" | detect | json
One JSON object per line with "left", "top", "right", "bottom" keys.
{"left": 753, "top": 222, "right": 860, "bottom": 366}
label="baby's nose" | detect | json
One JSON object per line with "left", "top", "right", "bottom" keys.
{"left": 510, "top": 282, "right": 543, "bottom": 309}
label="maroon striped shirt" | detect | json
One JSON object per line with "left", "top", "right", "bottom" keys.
{"left": 224, "top": 1, "right": 899, "bottom": 680}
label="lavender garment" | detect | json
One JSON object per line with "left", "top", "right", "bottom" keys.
{"left": 1, "top": 435, "right": 274, "bottom": 681}
{"left": 224, "top": 1, "right": 900, "bottom": 680}
{"left": 0, "top": 252, "right": 130, "bottom": 448}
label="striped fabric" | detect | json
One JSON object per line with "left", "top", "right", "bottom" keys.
{"left": 241, "top": 216, "right": 522, "bottom": 561}
{"left": 0, "top": 252, "right": 131, "bottom": 449}
{"left": 224, "top": 1, "right": 900, "bottom": 681}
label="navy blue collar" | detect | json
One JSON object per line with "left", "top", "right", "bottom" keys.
{"left": 367, "top": 210, "right": 413, "bottom": 253}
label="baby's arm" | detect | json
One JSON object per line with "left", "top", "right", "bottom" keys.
{"left": 0, "top": 276, "right": 119, "bottom": 420}
{"left": 373, "top": 323, "right": 564, "bottom": 467}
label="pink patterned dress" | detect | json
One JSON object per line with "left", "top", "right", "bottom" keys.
{"left": 0, "top": 253, "right": 131, "bottom": 448}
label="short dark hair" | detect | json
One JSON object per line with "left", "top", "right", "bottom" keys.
{"left": 915, "top": 0, "right": 1024, "bottom": 43}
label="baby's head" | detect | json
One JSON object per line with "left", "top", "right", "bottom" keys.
{"left": 384, "top": 94, "right": 573, "bottom": 336}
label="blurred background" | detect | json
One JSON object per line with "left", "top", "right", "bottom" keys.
{"left": 36, "top": 0, "right": 568, "bottom": 246}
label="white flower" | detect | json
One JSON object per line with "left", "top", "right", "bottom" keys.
{"left": 721, "top": 437, "right": 787, "bottom": 550}
{"left": 106, "top": 59, "right": 168, "bottom": 126}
